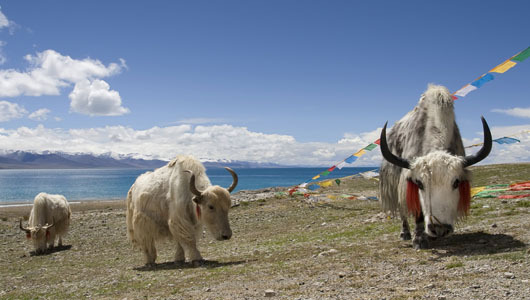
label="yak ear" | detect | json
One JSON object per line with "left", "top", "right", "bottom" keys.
{"left": 406, "top": 179, "right": 421, "bottom": 217}
{"left": 458, "top": 180, "right": 471, "bottom": 216}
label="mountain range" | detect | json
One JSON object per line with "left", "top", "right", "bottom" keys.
{"left": 0, "top": 151, "right": 285, "bottom": 169}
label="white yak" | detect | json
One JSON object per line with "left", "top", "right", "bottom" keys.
{"left": 20, "top": 193, "right": 71, "bottom": 255}
{"left": 126, "top": 155, "right": 238, "bottom": 266}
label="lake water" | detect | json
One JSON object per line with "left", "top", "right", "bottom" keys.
{"left": 0, "top": 167, "right": 376, "bottom": 204}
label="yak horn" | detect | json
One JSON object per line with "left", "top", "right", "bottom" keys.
{"left": 225, "top": 167, "right": 238, "bottom": 193}
{"left": 19, "top": 218, "right": 30, "bottom": 233}
{"left": 380, "top": 122, "right": 411, "bottom": 169}
{"left": 42, "top": 218, "right": 55, "bottom": 230}
{"left": 185, "top": 170, "right": 203, "bottom": 197}
{"left": 463, "top": 116, "right": 492, "bottom": 167}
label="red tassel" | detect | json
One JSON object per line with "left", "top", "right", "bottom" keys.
{"left": 406, "top": 180, "right": 421, "bottom": 217}
{"left": 26, "top": 232, "right": 31, "bottom": 239}
{"left": 46, "top": 230, "right": 50, "bottom": 238}
{"left": 196, "top": 205, "right": 201, "bottom": 219}
{"left": 458, "top": 180, "right": 471, "bottom": 216}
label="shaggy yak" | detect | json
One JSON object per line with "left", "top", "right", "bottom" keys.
{"left": 379, "top": 84, "right": 492, "bottom": 249}
{"left": 126, "top": 155, "right": 238, "bottom": 266}
{"left": 19, "top": 193, "right": 71, "bottom": 255}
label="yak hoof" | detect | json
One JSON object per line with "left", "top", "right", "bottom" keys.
{"left": 192, "top": 259, "right": 205, "bottom": 267}
{"left": 174, "top": 260, "right": 185, "bottom": 266}
{"left": 412, "top": 234, "right": 430, "bottom": 249}
{"left": 400, "top": 231, "right": 412, "bottom": 240}
{"left": 145, "top": 262, "right": 156, "bottom": 268}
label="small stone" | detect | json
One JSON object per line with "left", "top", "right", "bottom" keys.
{"left": 338, "top": 272, "right": 346, "bottom": 278}
{"left": 204, "top": 287, "right": 211, "bottom": 292}
{"left": 253, "top": 250, "right": 260, "bottom": 256}
{"left": 405, "top": 287, "right": 417, "bottom": 292}
{"left": 264, "top": 289, "right": 276, "bottom": 297}
{"left": 438, "top": 296, "right": 446, "bottom": 300}
{"left": 501, "top": 200, "right": 508, "bottom": 204}
{"left": 470, "top": 285, "right": 480, "bottom": 289}
{"left": 491, "top": 223, "right": 497, "bottom": 228}
{"left": 321, "top": 222, "right": 327, "bottom": 226}
{"left": 503, "top": 272, "right": 515, "bottom": 279}
{"left": 424, "top": 283, "right": 435, "bottom": 289}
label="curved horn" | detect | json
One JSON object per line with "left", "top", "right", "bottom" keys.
{"left": 463, "top": 116, "right": 492, "bottom": 167}
{"left": 225, "top": 167, "right": 238, "bottom": 193}
{"left": 19, "top": 218, "right": 30, "bottom": 233}
{"left": 43, "top": 218, "right": 55, "bottom": 230}
{"left": 185, "top": 170, "right": 203, "bottom": 197}
{"left": 380, "top": 122, "right": 410, "bottom": 169}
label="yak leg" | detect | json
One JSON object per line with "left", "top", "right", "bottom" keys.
{"left": 142, "top": 237, "right": 157, "bottom": 266}
{"left": 400, "top": 214, "right": 411, "bottom": 240}
{"left": 412, "top": 212, "right": 430, "bottom": 249}
{"left": 58, "top": 235, "right": 63, "bottom": 247}
{"left": 47, "top": 231, "right": 56, "bottom": 250}
{"left": 180, "top": 240, "right": 203, "bottom": 266}
{"left": 174, "top": 242, "right": 185, "bottom": 264}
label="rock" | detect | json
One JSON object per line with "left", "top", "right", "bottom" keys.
{"left": 470, "top": 285, "right": 480, "bottom": 289}
{"left": 338, "top": 272, "right": 346, "bottom": 278}
{"left": 264, "top": 289, "right": 276, "bottom": 297}
{"left": 405, "top": 287, "right": 417, "bottom": 292}
{"left": 424, "top": 283, "right": 435, "bottom": 289}
{"left": 204, "top": 287, "right": 211, "bottom": 292}
{"left": 491, "top": 223, "right": 497, "bottom": 228}
{"left": 318, "top": 249, "right": 338, "bottom": 257}
{"left": 504, "top": 272, "right": 515, "bottom": 279}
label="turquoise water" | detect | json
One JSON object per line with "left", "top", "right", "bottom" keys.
{"left": 0, "top": 167, "right": 376, "bottom": 203}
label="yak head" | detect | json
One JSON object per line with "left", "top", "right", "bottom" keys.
{"left": 19, "top": 219, "right": 54, "bottom": 254}
{"left": 186, "top": 168, "right": 238, "bottom": 241}
{"left": 380, "top": 117, "right": 492, "bottom": 238}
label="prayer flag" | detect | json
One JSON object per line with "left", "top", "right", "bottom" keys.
{"left": 336, "top": 161, "right": 347, "bottom": 169}
{"left": 512, "top": 46, "right": 530, "bottom": 62}
{"left": 312, "top": 174, "right": 320, "bottom": 180}
{"left": 353, "top": 149, "right": 366, "bottom": 157}
{"left": 455, "top": 84, "right": 477, "bottom": 97}
{"left": 364, "top": 143, "right": 378, "bottom": 151}
{"left": 490, "top": 60, "right": 517, "bottom": 73}
{"left": 493, "top": 137, "right": 520, "bottom": 144}
{"left": 345, "top": 155, "right": 357, "bottom": 163}
{"left": 308, "top": 184, "right": 320, "bottom": 191}
{"left": 319, "top": 181, "right": 333, "bottom": 187}
{"left": 471, "top": 186, "right": 486, "bottom": 197}
{"left": 374, "top": 139, "right": 381, "bottom": 145}
{"left": 320, "top": 170, "right": 331, "bottom": 176}
{"left": 328, "top": 166, "right": 336, "bottom": 172}
{"left": 471, "top": 73, "right": 494, "bottom": 88}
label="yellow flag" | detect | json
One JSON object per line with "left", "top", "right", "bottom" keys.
{"left": 471, "top": 186, "right": 486, "bottom": 197}
{"left": 327, "top": 194, "right": 337, "bottom": 200}
{"left": 319, "top": 180, "right": 333, "bottom": 187}
{"left": 312, "top": 174, "right": 321, "bottom": 180}
{"left": 490, "top": 60, "right": 517, "bottom": 73}
{"left": 353, "top": 149, "right": 366, "bottom": 157}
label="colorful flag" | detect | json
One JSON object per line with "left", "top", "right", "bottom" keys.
{"left": 312, "top": 174, "right": 321, "bottom": 180}
{"left": 320, "top": 170, "right": 331, "bottom": 176}
{"left": 364, "top": 143, "right": 378, "bottom": 151}
{"left": 308, "top": 184, "right": 320, "bottom": 191}
{"left": 336, "top": 161, "right": 347, "bottom": 169}
{"left": 328, "top": 166, "right": 336, "bottom": 172}
{"left": 512, "top": 46, "right": 530, "bottom": 62}
{"left": 374, "top": 139, "right": 381, "bottom": 145}
{"left": 345, "top": 155, "right": 357, "bottom": 163}
{"left": 455, "top": 84, "right": 477, "bottom": 97}
{"left": 493, "top": 137, "right": 520, "bottom": 144}
{"left": 471, "top": 73, "right": 494, "bottom": 88}
{"left": 490, "top": 60, "right": 517, "bottom": 73}
{"left": 353, "top": 149, "right": 366, "bottom": 157}
{"left": 319, "top": 180, "right": 333, "bottom": 187}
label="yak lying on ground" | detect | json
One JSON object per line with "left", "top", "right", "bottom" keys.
{"left": 126, "top": 155, "right": 238, "bottom": 266}
{"left": 19, "top": 193, "right": 71, "bottom": 255}
{"left": 379, "top": 84, "right": 492, "bottom": 249}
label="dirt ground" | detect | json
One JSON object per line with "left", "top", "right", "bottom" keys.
{"left": 0, "top": 163, "right": 529, "bottom": 300}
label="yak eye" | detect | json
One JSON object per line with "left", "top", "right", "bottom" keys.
{"left": 208, "top": 205, "right": 214, "bottom": 210}
{"left": 452, "top": 179, "right": 460, "bottom": 189}
{"left": 416, "top": 180, "right": 424, "bottom": 190}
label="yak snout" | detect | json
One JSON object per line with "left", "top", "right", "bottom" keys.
{"left": 219, "top": 228, "right": 232, "bottom": 241}
{"left": 427, "top": 223, "right": 453, "bottom": 238}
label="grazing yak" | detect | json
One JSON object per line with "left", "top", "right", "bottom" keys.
{"left": 379, "top": 84, "right": 492, "bottom": 249}
{"left": 19, "top": 193, "right": 71, "bottom": 255}
{"left": 126, "top": 155, "right": 238, "bottom": 266}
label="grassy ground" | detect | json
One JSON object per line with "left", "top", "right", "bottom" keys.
{"left": 0, "top": 163, "right": 528, "bottom": 299}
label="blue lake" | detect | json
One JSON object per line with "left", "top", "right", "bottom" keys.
{"left": 0, "top": 167, "right": 376, "bottom": 203}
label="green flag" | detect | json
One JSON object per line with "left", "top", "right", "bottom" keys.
{"left": 512, "top": 47, "right": 530, "bottom": 62}
{"left": 364, "top": 143, "right": 378, "bottom": 151}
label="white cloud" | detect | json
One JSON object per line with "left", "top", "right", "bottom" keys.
{"left": 0, "top": 7, "right": 10, "bottom": 30}
{"left": 28, "top": 108, "right": 51, "bottom": 121}
{"left": 0, "top": 49, "right": 128, "bottom": 116}
{"left": 0, "top": 123, "right": 527, "bottom": 166}
{"left": 492, "top": 107, "right": 530, "bottom": 118}
{"left": 0, "top": 41, "right": 6, "bottom": 65}
{"left": 0, "top": 100, "right": 27, "bottom": 121}
{"left": 69, "top": 79, "right": 129, "bottom": 116}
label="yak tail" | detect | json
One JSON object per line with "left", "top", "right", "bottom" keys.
{"left": 125, "top": 188, "right": 137, "bottom": 246}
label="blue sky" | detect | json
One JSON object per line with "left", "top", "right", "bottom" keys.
{"left": 0, "top": 1, "right": 528, "bottom": 166}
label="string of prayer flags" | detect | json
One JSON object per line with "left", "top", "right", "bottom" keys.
{"left": 465, "top": 136, "right": 521, "bottom": 148}
{"left": 453, "top": 46, "right": 530, "bottom": 99}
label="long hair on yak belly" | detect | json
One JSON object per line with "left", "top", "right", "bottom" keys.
{"left": 406, "top": 179, "right": 421, "bottom": 218}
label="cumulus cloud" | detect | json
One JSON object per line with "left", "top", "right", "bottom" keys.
{"left": 69, "top": 79, "right": 129, "bottom": 116}
{"left": 0, "top": 49, "right": 128, "bottom": 116}
{"left": 0, "top": 100, "right": 27, "bottom": 121}
{"left": 0, "top": 123, "right": 527, "bottom": 166}
{"left": 28, "top": 108, "right": 51, "bottom": 121}
{"left": 492, "top": 107, "right": 530, "bottom": 118}
{"left": 176, "top": 118, "right": 229, "bottom": 125}
{"left": 0, "top": 7, "right": 12, "bottom": 31}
